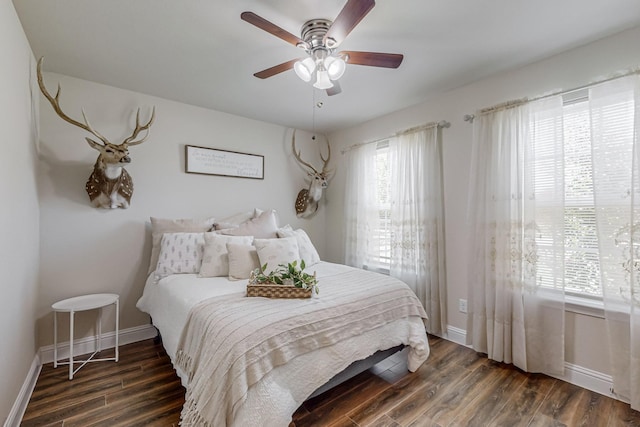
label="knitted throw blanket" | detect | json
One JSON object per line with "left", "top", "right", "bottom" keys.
{"left": 176, "top": 269, "right": 428, "bottom": 427}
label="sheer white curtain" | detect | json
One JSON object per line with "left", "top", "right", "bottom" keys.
{"left": 591, "top": 74, "right": 640, "bottom": 410}
{"left": 344, "top": 142, "right": 381, "bottom": 268}
{"left": 343, "top": 125, "right": 447, "bottom": 335}
{"left": 388, "top": 127, "right": 447, "bottom": 334}
{"left": 466, "top": 98, "right": 566, "bottom": 374}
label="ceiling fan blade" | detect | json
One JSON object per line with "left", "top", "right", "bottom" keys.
{"left": 326, "top": 81, "right": 342, "bottom": 96}
{"left": 253, "top": 58, "right": 300, "bottom": 79}
{"left": 241, "top": 12, "right": 305, "bottom": 47}
{"left": 341, "top": 51, "right": 403, "bottom": 68}
{"left": 324, "top": 0, "right": 375, "bottom": 46}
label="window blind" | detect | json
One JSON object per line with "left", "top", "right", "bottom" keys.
{"left": 532, "top": 90, "right": 635, "bottom": 297}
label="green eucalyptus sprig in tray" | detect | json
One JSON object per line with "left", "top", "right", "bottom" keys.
{"left": 249, "top": 260, "right": 319, "bottom": 294}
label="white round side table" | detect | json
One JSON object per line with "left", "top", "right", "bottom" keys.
{"left": 52, "top": 293, "right": 120, "bottom": 380}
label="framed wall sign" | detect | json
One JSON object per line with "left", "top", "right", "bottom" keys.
{"left": 185, "top": 145, "right": 264, "bottom": 179}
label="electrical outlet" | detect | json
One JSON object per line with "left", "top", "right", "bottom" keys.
{"left": 459, "top": 299, "right": 468, "bottom": 313}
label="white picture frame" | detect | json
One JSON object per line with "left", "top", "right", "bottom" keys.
{"left": 185, "top": 145, "right": 264, "bottom": 179}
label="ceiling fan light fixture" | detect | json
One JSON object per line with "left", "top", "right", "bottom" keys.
{"left": 313, "top": 69, "right": 333, "bottom": 90}
{"left": 243, "top": 2, "right": 402, "bottom": 95}
{"left": 294, "top": 57, "right": 316, "bottom": 82}
{"left": 325, "top": 56, "right": 346, "bottom": 80}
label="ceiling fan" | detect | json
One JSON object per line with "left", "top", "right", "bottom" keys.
{"left": 241, "top": 0, "right": 403, "bottom": 96}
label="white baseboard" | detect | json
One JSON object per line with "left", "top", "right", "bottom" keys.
{"left": 551, "top": 362, "right": 618, "bottom": 402}
{"left": 440, "top": 324, "right": 617, "bottom": 401}
{"left": 5, "top": 323, "right": 158, "bottom": 427}
{"left": 3, "top": 355, "right": 41, "bottom": 427}
{"left": 39, "top": 323, "right": 157, "bottom": 364}
{"left": 444, "top": 325, "right": 469, "bottom": 346}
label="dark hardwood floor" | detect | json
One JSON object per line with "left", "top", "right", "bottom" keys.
{"left": 21, "top": 335, "right": 640, "bottom": 426}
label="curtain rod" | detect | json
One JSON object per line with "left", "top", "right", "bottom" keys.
{"left": 341, "top": 120, "right": 450, "bottom": 154}
{"left": 463, "top": 67, "right": 640, "bottom": 123}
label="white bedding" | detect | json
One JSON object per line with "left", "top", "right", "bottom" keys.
{"left": 136, "top": 261, "right": 430, "bottom": 426}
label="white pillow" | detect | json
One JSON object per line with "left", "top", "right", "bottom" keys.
{"left": 221, "top": 209, "right": 278, "bottom": 238}
{"left": 214, "top": 208, "right": 263, "bottom": 230}
{"left": 227, "top": 243, "right": 260, "bottom": 280}
{"left": 155, "top": 232, "right": 206, "bottom": 280}
{"left": 199, "top": 234, "right": 253, "bottom": 277}
{"left": 254, "top": 237, "right": 300, "bottom": 274}
{"left": 148, "top": 216, "right": 215, "bottom": 274}
{"left": 276, "top": 226, "right": 321, "bottom": 266}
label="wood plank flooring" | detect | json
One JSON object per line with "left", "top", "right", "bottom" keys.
{"left": 22, "top": 335, "right": 640, "bottom": 426}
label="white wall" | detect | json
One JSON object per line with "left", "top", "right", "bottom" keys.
{"left": 0, "top": 2, "right": 40, "bottom": 423}
{"left": 37, "top": 74, "right": 327, "bottom": 347}
{"left": 325, "top": 26, "right": 640, "bottom": 375}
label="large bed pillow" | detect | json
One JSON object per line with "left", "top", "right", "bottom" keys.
{"left": 254, "top": 237, "right": 300, "bottom": 274}
{"left": 155, "top": 232, "right": 206, "bottom": 280}
{"left": 213, "top": 208, "right": 263, "bottom": 231}
{"left": 220, "top": 209, "right": 278, "bottom": 239}
{"left": 276, "top": 226, "right": 321, "bottom": 266}
{"left": 149, "top": 216, "right": 215, "bottom": 274}
{"left": 199, "top": 234, "right": 254, "bottom": 277}
{"left": 227, "top": 243, "right": 260, "bottom": 280}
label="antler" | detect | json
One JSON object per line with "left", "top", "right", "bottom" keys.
{"left": 123, "top": 107, "right": 156, "bottom": 146}
{"left": 292, "top": 130, "right": 320, "bottom": 174}
{"left": 36, "top": 57, "right": 110, "bottom": 146}
{"left": 320, "top": 137, "right": 331, "bottom": 175}
{"left": 291, "top": 130, "right": 332, "bottom": 175}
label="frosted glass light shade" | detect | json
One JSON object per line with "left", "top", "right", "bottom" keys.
{"left": 325, "top": 56, "right": 346, "bottom": 80}
{"left": 313, "top": 70, "right": 333, "bottom": 89}
{"left": 294, "top": 57, "right": 316, "bottom": 82}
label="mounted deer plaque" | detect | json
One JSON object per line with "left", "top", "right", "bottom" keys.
{"left": 37, "top": 57, "right": 155, "bottom": 209}
{"left": 292, "top": 130, "right": 332, "bottom": 218}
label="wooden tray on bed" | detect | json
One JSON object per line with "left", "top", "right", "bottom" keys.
{"left": 246, "top": 283, "right": 312, "bottom": 299}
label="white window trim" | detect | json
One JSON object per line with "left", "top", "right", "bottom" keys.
{"left": 362, "top": 263, "right": 390, "bottom": 276}
{"left": 564, "top": 294, "right": 605, "bottom": 318}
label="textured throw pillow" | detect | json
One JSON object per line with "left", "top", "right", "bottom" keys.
{"left": 199, "top": 234, "right": 254, "bottom": 277}
{"left": 277, "top": 226, "right": 321, "bottom": 266}
{"left": 155, "top": 232, "right": 206, "bottom": 280}
{"left": 221, "top": 209, "right": 278, "bottom": 238}
{"left": 148, "top": 216, "right": 215, "bottom": 274}
{"left": 227, "top": 243, "right": 260, "bottom": 280}
{"left": 254, "top": 237, "right": 300, "bottom": 274}
{"left": 214, "top": 208, "right": 263, "bottom": 230}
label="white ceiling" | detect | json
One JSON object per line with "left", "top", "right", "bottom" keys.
{"left": 13, "top": 0, "right": 640, "bottom": 133}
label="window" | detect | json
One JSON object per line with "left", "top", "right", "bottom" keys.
{"left": 345, "top": 125, "right": 447, "bottom": 333}
{"left": 532, "top": 89, "right": 635, "bottom": 298}
{"left": 364, "top": 141, "right": 391, "bottom": 270}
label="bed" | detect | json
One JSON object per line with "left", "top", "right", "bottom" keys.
{"left": 136, "top": 261, "right": 430, "bottom": 426}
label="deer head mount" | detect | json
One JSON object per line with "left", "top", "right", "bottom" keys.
{"left": 292, "top": 130, "right": 332, "bottom": 218}
{"left": 37, "top": 57, "right": 155, "bottom": 209}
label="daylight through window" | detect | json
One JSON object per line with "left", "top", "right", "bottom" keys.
{"left": 366, "top": 141, "right": 391, "bottom": 269}
{"left": 532, "top": 91, "right": 635, "bottom": 298}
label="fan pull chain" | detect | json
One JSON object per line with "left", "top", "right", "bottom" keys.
{"left": 312, "top": 88, "right": 316, "bottom": 140}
